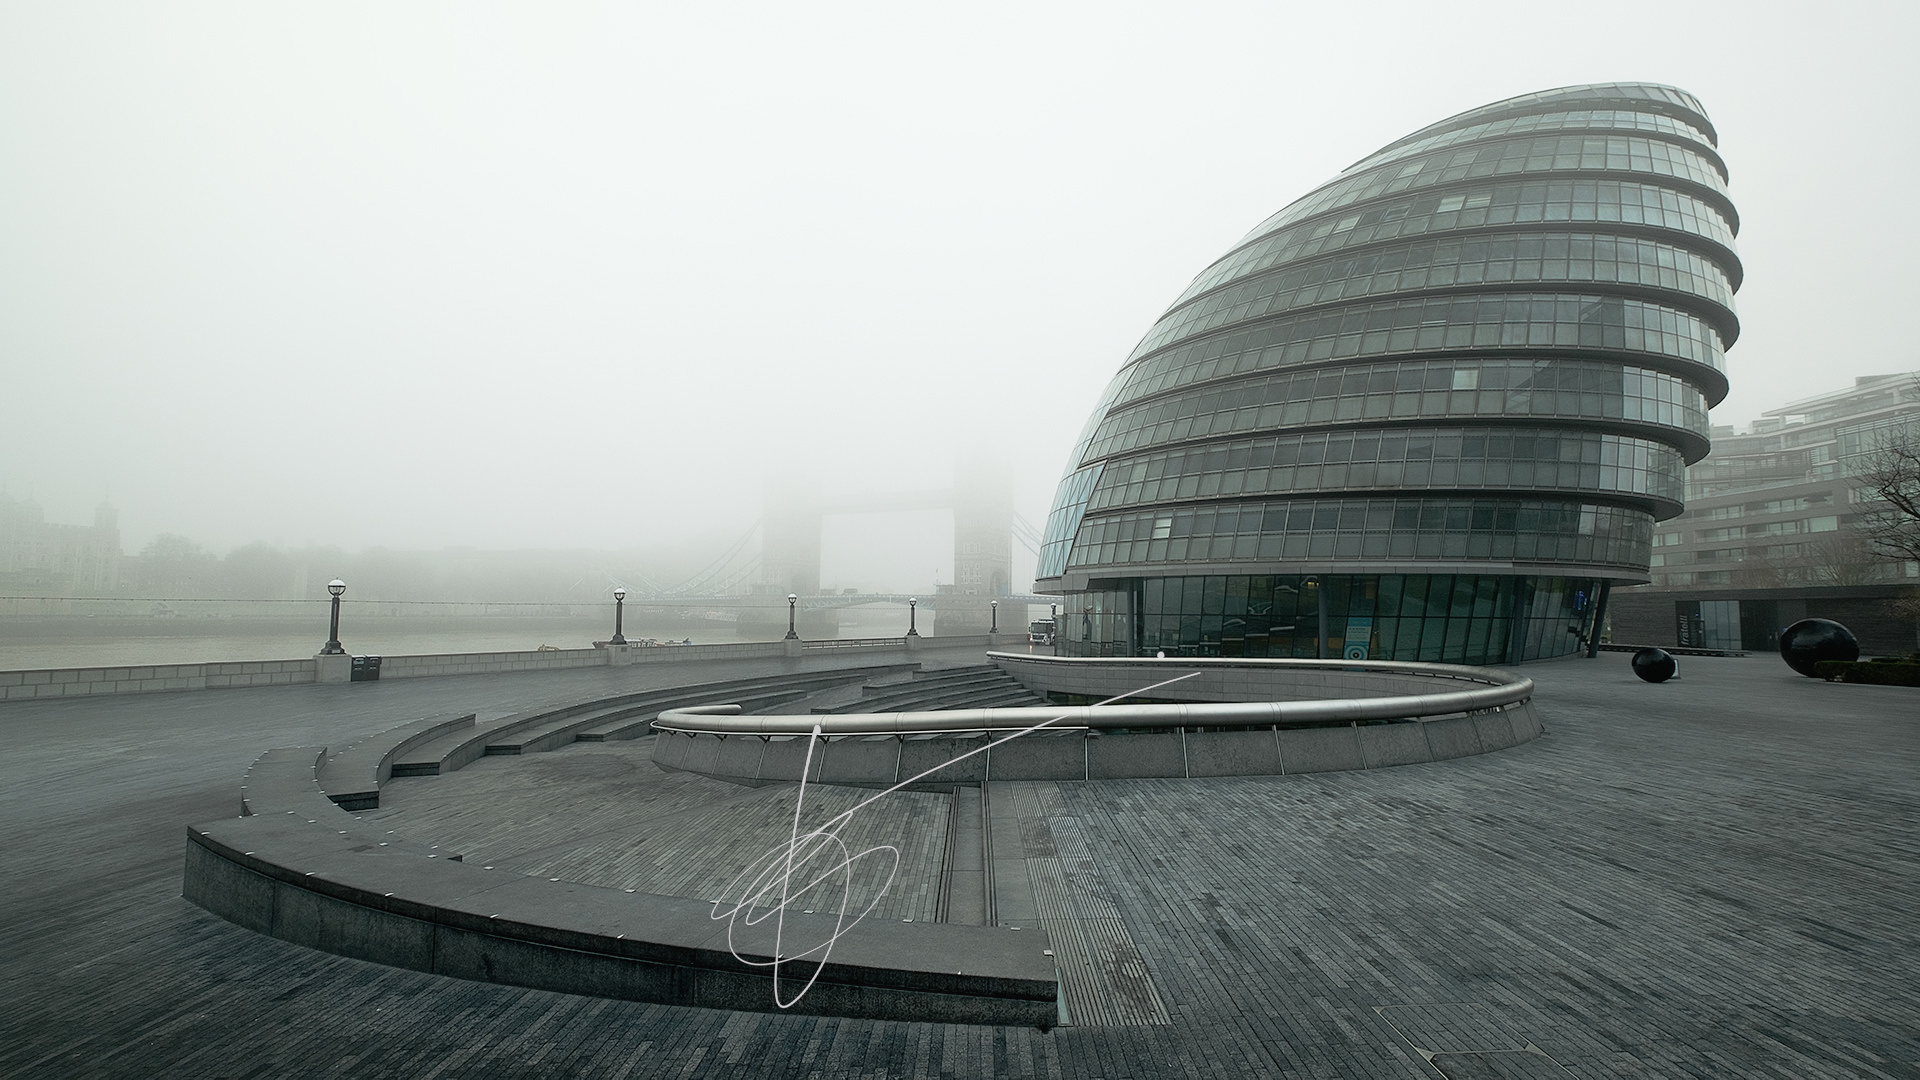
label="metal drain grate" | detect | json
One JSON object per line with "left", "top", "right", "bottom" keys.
{"left": 1376, "top": 1002, "right": 1573, "bottom": 1079}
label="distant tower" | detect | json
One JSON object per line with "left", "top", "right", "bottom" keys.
{"left": 942, "top": 457, "right": 1014, "bottom": 635}
{"left": 89, "top": 501, "right": 122, "bottom": 591}
{"left": 759, "top": 482, "right": 822, "bottom": 598}
{"left": 752, "top": 477, "right": 826, "bottom": 638}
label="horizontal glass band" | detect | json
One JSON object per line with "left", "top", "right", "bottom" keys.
{"left": 1082, "top": 358, "right": 1709, "bottom": 466}
{"left": 1064, "top": 496, "right": 1652, "bottom": 573}
{"left": 1138, "top": 231, "right": 1736, "bottom": 360}
{"left": 1111, "top": 293, "right": 1726, "bottom": 411}
{"left": 1083, "top": 427, "right": 1686, "bottom": 513}
{"left": 1359, "top": 109, "right": 1722, "bottom": 179}
{"left": 1237, "top": 132, "right": 1732, "bottom": 251}
{"left": 1176, "top": 178, "right": 1739, "bottom": 307}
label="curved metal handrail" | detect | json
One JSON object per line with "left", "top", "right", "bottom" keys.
{"left": 652, "top": 657, "right": 1534, "bottom": 738}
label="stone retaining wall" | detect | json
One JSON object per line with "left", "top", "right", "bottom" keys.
{"left": 0, "top": 658, "right": 317, "bottom": 700}
{"left": 0, "top": 635, "right": 1030, "bottom": 700}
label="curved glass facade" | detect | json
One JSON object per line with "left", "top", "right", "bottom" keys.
{"left": 1038, "top": 83, "right": 1741, "bottom": 664}
{"left": 1176, "top": 178, "right": 1741, "bottom": 305}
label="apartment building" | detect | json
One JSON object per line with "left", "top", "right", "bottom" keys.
{"left": 1615, "top": 373, "right": 1920, "bottom": 652}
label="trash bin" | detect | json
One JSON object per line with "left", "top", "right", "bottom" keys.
{"left": 350, "top": 655, "right": 382, "bottom": 682}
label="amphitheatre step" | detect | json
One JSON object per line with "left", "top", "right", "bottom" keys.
{"left": 824, "top": 666, "right": 1042, "bottom": 714}
{"left": 909, "top": 684, "right": 1047, "bottom": 712}
{"left": 392, "top": 667, "right": 923, "bottom": 767}
{"left": 904, "top": 667, "right": 1013, "bottom": 689}
{"left": 483, "top": 702, "right": 668, "bottom": 755}
{"left": 492, "top": 687, "right": 820, "bottom": 752}
{"left": 390, "top": 714, "right": 535, "bottom": 777}
{"left": 571, "top": 717, "right": 655, "bottom": 742}
{"left": 184, "top": 811, "right": 1057, "bottom": 1027}
{"left": 569, "top": 666, "right": 916, "bottom": 740}
{"left": 319, "top": 712, "right": 476, "bottom": 809}
{"left": 396, "top": 682, "right": 794, "bottom": 772}
{"left": 932, "top": 688, "right": 1048, "bottom": 711}
{"left": 242, "top": 746, "right": 460, "bottom": 861}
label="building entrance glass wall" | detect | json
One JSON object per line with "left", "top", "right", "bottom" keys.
{"left": 1061, "top": 573, "right": 1602, "bottom": 664}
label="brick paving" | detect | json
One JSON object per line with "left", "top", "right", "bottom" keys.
{"left": 1, "top": 649, "right": 1917, "bottom": 1077}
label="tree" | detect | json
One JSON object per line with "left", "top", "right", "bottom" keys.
{"left": 1804, "top": 530, "right": 1889, "bottom": 587}
{"left": 1857, "top": 420, "right": 1920, "bottom": 566}
{"left": 221, "top": 541, "right": 297, "bottom": 599}
{"left": 136, "top": 534, "right": 218, "bottom": 596}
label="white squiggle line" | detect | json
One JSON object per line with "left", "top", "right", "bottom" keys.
{"left": 709, "top": 670, "right": 1203, "bottom": 1008}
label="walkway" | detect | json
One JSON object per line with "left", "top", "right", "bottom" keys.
{"left": 2, "top": 648, "right": 1916, "bottom": 1077}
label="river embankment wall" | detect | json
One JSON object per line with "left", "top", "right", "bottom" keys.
{"left": 0, "top": 634, "right": 1023, "bottom": 701}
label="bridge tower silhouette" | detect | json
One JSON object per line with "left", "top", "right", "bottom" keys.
{"left": 753, "top": 459, "right": 1014, "bottom": 637}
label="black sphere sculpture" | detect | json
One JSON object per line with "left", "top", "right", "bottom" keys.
{"left": 1631, "top": 647, "right": 1678, "bottom": 683}
{"left": 1778, "top": 618, "right": 1859, "bottom": 677}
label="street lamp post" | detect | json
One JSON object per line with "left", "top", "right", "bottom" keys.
{"left": 786, "top": 593, "right": 799, "bottom": 640}
{"left": 610, "top": 587, "right": 628, "bottom": 645}
{"left": 990, "top": 599, "right": 998, "bottom": 634}
{"left": 320, "top": 579, "right": 347, "bottom": 655}
{"left": 907, "top": 597, "right": 919, "bottom": 637}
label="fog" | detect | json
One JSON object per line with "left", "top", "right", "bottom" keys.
{"left": 4, "top": 1, "right": 1915, "bottom": 595}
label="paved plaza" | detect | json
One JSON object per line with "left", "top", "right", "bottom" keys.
{"left": 2, "top": 647, "right": 1916, "bottom": 1078}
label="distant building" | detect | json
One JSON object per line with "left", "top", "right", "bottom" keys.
{"left": 1036, "top": 83, "right": 1743, "bottom": 663}
{"left": 0, "top": 495, "right": 123, "bottom": 599}
{"left": 1650, "top": 373, "right": 1920, "bottom": 589}
{"left": 1614, "top": 373, "right": 1920, "bottom": 653}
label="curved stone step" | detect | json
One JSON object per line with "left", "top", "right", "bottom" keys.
{"left": 319, "top": 713, "right": 476, "bottom": 809}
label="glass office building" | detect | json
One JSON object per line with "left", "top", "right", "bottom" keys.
{"left": 1036, "top": 84, "right": 1741, "bottom": 663}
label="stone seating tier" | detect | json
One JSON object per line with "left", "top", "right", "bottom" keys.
{"left": 389, "top": 666, "right": 914, "bottom": 776}
{"left": 187, "top": 654, "right": 1534, "bottom": 1027}
{"left": 320, "top": 713, "right": 478, "bottom": 810}
{"left": 183, "top": 661, "right": 1060, "bottom": 1027}
{"left": 817, "top": 666, "right": 1046, "bottom": 715}
{"left": 185, "top": 795, "right": 1055, "bottom": 1026}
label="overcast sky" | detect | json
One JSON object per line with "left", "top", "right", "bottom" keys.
{"left": 4, "top": 1, "right": 1915, "bottom": 591}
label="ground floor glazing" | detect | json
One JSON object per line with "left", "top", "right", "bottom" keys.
{"left": 1057, "top": 572, "right": 1607, "bottom": 665}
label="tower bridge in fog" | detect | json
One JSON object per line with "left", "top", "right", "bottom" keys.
{"left": 609, "top": 590, "right": 1057, "bottom": 640}
{"left": 611, "top": 460, "right": 1049, "bottom": 637}
{"left": 616, "top": 591, "right": 1057, "bottom": 613}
